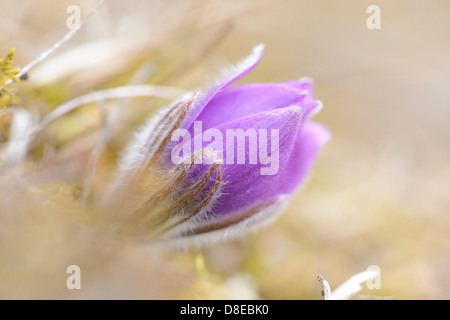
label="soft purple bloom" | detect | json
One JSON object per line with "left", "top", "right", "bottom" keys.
{"left": 164, "top": 45, "right": 329, "bottom": 214}
{"left": 109, "top": 45, "right": 329, "bottom": 245}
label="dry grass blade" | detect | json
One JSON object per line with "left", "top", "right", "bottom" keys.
{"left": 8, "top": 0, "right": 107, "bottom": 85}
{"left": 37, "top": 84, "right": 186, "bottom": 133}
{"left": 81, "top": 63, "right": 156, "bottom": 203}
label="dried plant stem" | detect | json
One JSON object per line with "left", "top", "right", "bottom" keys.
{"left": 331, "top": 268, "right": 380, "bottom": 300}
{"left": 9, "top": 0, "right": 107, "bottom": 85}
{"left": 1, "top": 0, "right": 107, "bottom": 168}
{"left": 318, "top": 267, "right": 381, "bottom": 300}
{"left": 36, "top": 85, "right": 186, "bottom": 133}
{"left": 2, "top": 84, "right": 185, "bottom": 170}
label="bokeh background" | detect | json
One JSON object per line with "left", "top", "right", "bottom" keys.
{"left": 0, "top": 0, "right": 448, "bottom": 299}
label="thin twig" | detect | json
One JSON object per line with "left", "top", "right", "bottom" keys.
{"left": 7, "top": 0, "right": 107, "bottom": 85}
{"left": 36, "top": 84, "right": 186, "bottom": 133}
{"left": 13, "top": 84, "right": 185, "bottom": 167}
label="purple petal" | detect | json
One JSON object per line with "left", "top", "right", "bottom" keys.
{"left": 274, "top": 121, "right": 330, "bottom": 195}
{"left": 193, "top": 80, "right": 320, "bottom": 133}
{"left": 179, "top": 44, "right": 265, "bottom": 132}
{"left": 195, "top": 118, "right": 329, "bottom": 216}
{"left": 283, "top": 79, "right": 322, "bottom": 117}
{"left": 192, "top": 83, "right": 306, "bottom": 131}
{"left": 283, "top": 79, "right": 314, "bottom": 93}
{"left": 162, "top": 45, "right": 265, "bottom": 166}
{"left": 201, "top": 104, "right": 305, "bottom": 215}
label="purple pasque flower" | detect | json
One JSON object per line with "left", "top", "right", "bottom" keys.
{"left": 106, "top": 45, "right": 329, "bottom": 247}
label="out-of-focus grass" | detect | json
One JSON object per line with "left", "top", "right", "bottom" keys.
{"left": 0, "top": 0, "right": 448, "bottom": 299}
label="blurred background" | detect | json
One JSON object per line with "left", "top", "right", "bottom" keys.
{"left": 0, "top": 0, "right": 448, "bottom": 299}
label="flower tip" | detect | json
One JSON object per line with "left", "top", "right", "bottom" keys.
{"left": 247, "top": 43, "right": 265, "bottom": 65}
{"left": 309, "top": 100, "right": 324, "bottom": 118}
{"left": 253, "top": 43, "right": 265, "bottom": 53}
{"left": 244, "top": 44, "right": 265, "bottom": 66}
{"left": 298, "top": 76, "right": 313, "bottom": 84}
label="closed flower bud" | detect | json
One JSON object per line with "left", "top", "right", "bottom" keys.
{"left": 105, "top": 45, "right": 329, "bottom": 247}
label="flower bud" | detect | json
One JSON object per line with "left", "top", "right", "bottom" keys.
{"left": 105, "top": 45, "right": 329, "bottom": 247}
